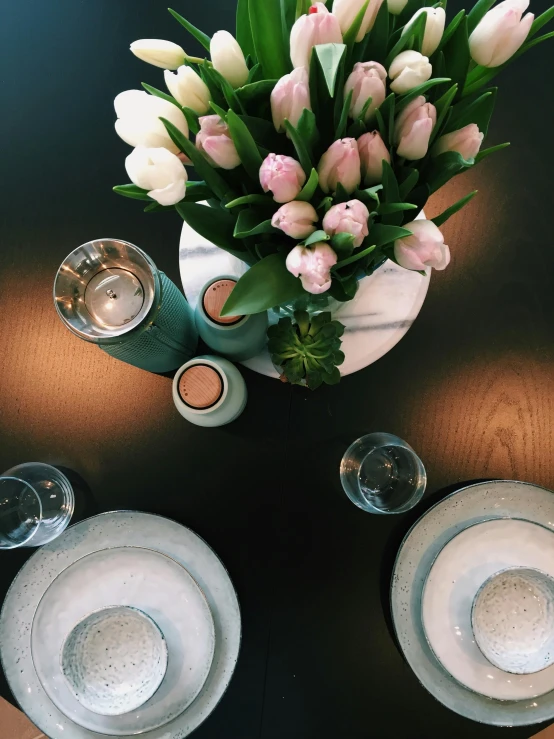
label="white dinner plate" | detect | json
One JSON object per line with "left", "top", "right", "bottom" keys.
{"left": 391, "top": 480, "right": 554, "bottom": 727}
{"left": 422, "top": 519, "right": 554, "bottom": 701}
{"left": 31, "top": 546, "right": 215, "bottom": 735}
{"left": 0, "top": 512, "right": 241, "bottom": 739}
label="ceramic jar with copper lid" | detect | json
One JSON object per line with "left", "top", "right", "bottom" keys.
{"left": 172, "top": 355, "right": 247, "bottom": 427}
{"left": 194, "top": 277, "right": 267, "bottom": 361}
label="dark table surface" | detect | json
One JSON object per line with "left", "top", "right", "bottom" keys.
{"left": 1, "top": 1, "right": 554, "bottom": 737}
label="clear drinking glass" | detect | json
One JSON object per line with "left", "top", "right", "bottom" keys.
{"left": 340, "top": 433, "right": 426, "bottom": 514}
{"left": 0, "top": 463, "right": 75, "bottom": 549}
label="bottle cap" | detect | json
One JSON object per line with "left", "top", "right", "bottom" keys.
{"left": 178, "top": 364, "right": 223, "bottom": 409}
{"left": 203, "top": 279, "right": 242, "bottom": 326}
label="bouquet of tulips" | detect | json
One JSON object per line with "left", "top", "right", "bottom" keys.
{"left": 113, "top": 0, "right": 553, "bottom": 387}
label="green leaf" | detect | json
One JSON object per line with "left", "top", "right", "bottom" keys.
{"left": 221, "top": 254, "right": 304, "bottom": 315}
{"left": 356, "top": 184, "right": 383, "bottom": 206}
{"left": 429, "top": 83, "right": 458, "bottom": 144}
{"left": 182, "top": 106, "right": 200, "bottom": 135}
{"left": 247, "top": 63, "right": 262, "bottom": 83}
{"left": 238, "top": 114, "right": 283, "bottom": 150}
{"left": 366, "top": 223, "right": 413, "bottom": 247}
{"left": 380, "top": 160, "right": 404, "bottom": 225}
{"left": 284, "top": 119, "right": 313, "bottom": 175}
{"left": 226, "top": 109, "right": 263, "bottom": 179}
{"left": 237, "top": 0, "right": 256, "bottom": 60}
{"left": 334, "top": 243, "right": 376, "bottom": 269}
{"left": 312, "top": 43, "right": 347, "bottom": 97}
{"left": 184, "top": 181, "right": 214, "bottom": 202}
{"left": 442, "top": 15, "right": 470, "bottom": 91}
{"left": 467, "top": 0, "right": 496, "bottom": 34}
{"left": 385, "top": 10, "right": 427, "bottom": 66}
{"left": 446, "top": 88, "right": 497, "bottom": 136}
{"left": 522, "top": 29, "right": 554, "bottom": 51}
{"left": 209, "top": 101, "right": 228, "bottom": 120}
{"left": 144, "top": 201, "right": 171, "bottom": 213}
{"left": 168, "top": 8, "right": 211, "bottom": 51}
{"left": 365, "top": 0, "right": 389, "bottom": 64}
{"left": 377, "top": 202, "right": 418, "bottom": 215}
{"left": 226, "top": 194, "right": 273, "bottom": 208}
{"left": 113, "top": 184, "right": 151, "bottom": 201}
{"left": 398, "top": 169, "right": 419, "bottom": 200}
{"left": 203, "top": 64, "right": 244, "bottom": 113}
{"left": 528, "top": 6, "right": 554, "bottom": 39}
{"left": 330, "top": 232, "right": 355, "bottom": 259}
{"left": 200, "top": 65, "right": 227, "bottom": 110}
{"left": 475, "top": 141, "right": 510, "bottom": 163}
{"left": 297, "top": 108, "right": 319, "bottom": 158}
{"left": 141, "top": 82, "right": 180, "bottom": 108}
{"left": 395, "top": 78, "right": 451, "bottom": 112}
{"left": 426, "top": 150, "right": 473, "bottom": 193}
{"left": 322, "top": 366, "right": 341, "bottom": 385}
{"left": 431, "top": 190, "right": 477, "bottom": 226}
{"left": 249, "top": 0, "right": 290, "bottom": 79}
{"left": 234, "top": 210, "right": 277, "bottom": 238}
{"left": 159, "top": 117, "right": 234, "bottom": 201}
{"left": 236, "top": 80, "right": 278, "bottom": 107}
{"left": 280, "top": 0, "right": 297, "bottom": 40}
{"left": 437, "top": 9, "right": 465, "bottom": 51}
{"left": 297, "top": 168, "right": 319, "bottom": 201}
{"left": 175, "top": 202, "right": 249, "bottom": 262}
{"left": 305, "top": 230, "right": 329, "bottom": 247}
{"left": 343, "top": 0, "right": 370, "bottom": 48}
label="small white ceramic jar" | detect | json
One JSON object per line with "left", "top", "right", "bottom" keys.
{"left": 172, "top": 355, "right": 247, "bottom": 427}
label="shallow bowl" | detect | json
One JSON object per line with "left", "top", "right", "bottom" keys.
{"left": 61, "top": 605, "right": 167, "bottom": 716}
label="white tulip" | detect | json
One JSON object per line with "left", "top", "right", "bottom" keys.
{"left": 130, "top": 39, "right": 185, "bottom": 70}
{"left": 114, "top": 90, "right": 189, "bottom": 154}
{"left": 164, "top": 66, "right": 211, "bottom": 114}
{"left": 210, "top": 30, "right": 249, "bottom": 88}
{"left": 402, "top": 7, "right": 446, "bottom": 56}
{"left": 125, "top": 147, "right": 188, "bottom": 206}
{"left": 469, "top": 0, "right": 534, "bottom": 67}
{"left": 389, "top": 50, "right": 432, "bottom": 94}
{"left": 387, "top": 0, "right": 409, "bottom": 15}
{"left": 332, "top": 0, "right": 384, "bottom": 42}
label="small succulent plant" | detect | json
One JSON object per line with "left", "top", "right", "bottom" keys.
{"left": 267, "top": 310, "right": 345, "bottom": 390}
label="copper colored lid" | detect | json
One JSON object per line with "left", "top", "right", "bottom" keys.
{"left": 178, "top": 364, "right": 223, "bottom": 409}
{"left": 203, "top": 279, "right": 242, "bottom": 325}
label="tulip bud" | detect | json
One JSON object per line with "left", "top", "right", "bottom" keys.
{"left": 344, "top": 62, "right": 387, "bottom": 121}
{"left": 286, "top": 243, "right": 338, "bottom": 294}
{"left": 196, "top": 115, "right": 241, "bottom": 169}
{"left": 318, "top": 138, "right": 361, "bottom": 195}
{"left": 130, "top": 39, "right": 185, "bottom": 70}
{"left": 394, "top": 220, "right": 450, "bottom": 271}
{"left": 164, "top": 66, "right": 210, "bottom": 114}
{"left": 469, "top": 0, "right": 533, "bottom": 67}
{"left": 389, "top": 50, "right": 432, "bottom": 94}
{"left": 272, "top": 201, "right": 319, "bottom": 239}
{"left": 332, "top": 0, "right": 385, "bottom": 41}
{"left": 271, "top": 67, "right": 311, "bottom": 133}
{"left": 210, "top": 30, "right": 249, "bottom": 88}
{"left": 125, "top": 147, "right": 187, "bottom": 206}
{"left": 394, "top": 95, "right": 436, "bottom": 160}
{"left": 260, "top": 154, "right": 307, "bottom": 203}
{"left": 290, "top": 3, "right": 343, "bottom": 69}
{"left": 402, "top": 7, "right": 446, "bottom": 56}
{"left": 432, "top": 123, "right": 484, "bottom": 160}
{"left": 322, "top": 200, "right": 370, "bottom": 248}
{"left": 114, "top": 90, "right": 189, "bottom": 154}
{"left": 387, "top": 0, "right": 409, "bottom": 15}
{"left": 357, "top": 131, "right": 391, "bottom": 185}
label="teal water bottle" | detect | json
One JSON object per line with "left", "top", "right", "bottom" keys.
{"left": 195, "top": 277, "right": 268, "bottom": 362}
{"left": 54, "top": 239, "right": 198, "bottom": 373}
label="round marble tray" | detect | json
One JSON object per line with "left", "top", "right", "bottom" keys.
{"left": 0, "top": 512, "right": 241, "bottom": 739}
{"left": 179, "top": 211, "right": 430, "bottom": 377}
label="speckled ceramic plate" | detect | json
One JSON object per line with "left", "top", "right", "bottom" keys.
{"left": 391, "top": 480, "right": 554, "bottom": 726}
{"left": 422, "top": 519, "right": 554, "bottom": 701}
{"left": 31, "top": 546, "right": 215, "bottom": 734}
{"left": 0, "top": 512, "right": 241, "bottom": 739}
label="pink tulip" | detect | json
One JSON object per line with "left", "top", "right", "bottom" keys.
{"left": 357, "top": 131, "right": 391, "bottom": 186}
{"left": 394, "top": 220, "right": 450, "bottom": 271}
{"left": 196, "top": 115, "right": 240, "bottom": 170}
{"left": 322, "top": 200, "right": 370, "bottom": 248}
{"left": 318, "top": 138, "right": 361, "bottom": 195}
{"left": 260, "top": 154, "right": 306, "bottom": 203}
{"left": 344, "top": 62, "right": 387, "bottom": 122}
{"left": 469, "top": 0, "right": 533, "bottom": 67}
{"left": 432, "top": 123, "right": 484, "bottom": 160}
{"left": 272, "top": 201, "right": 319, "bottom": 239}
{"left": 332, "top": 0, "right": 384, "bottom": 41}
{"left": 271, "top": 67, "right": 311, "bottom": 133}
{"left": 290, "top": 3, "right": 343, "bottom": 69}
{"left": 286, "top": 242, "right": 338, "bottom": 294}
{"left": 394, "top": 96, "right": 436, "bottom": 160}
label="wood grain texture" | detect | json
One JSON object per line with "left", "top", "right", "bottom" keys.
{"left": 178, "top": 365, "right": 223, "bottom": 408}
{"left": 203, "top": 279, "right": 241, "bottom": 324}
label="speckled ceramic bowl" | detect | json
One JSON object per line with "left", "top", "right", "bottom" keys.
{"left": 472, "top": 567, "right": 554, "bottom": 675}
{"left": 61, "top": 605, "right": 168, "bottom": 716}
